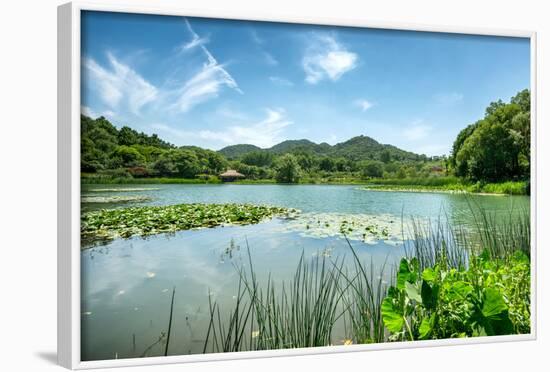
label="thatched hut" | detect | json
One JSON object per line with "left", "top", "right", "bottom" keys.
{"left": 219, "top": 169, "right": 245, "bottom": 182}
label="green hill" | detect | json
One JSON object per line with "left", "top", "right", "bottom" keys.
{"left": 218, "top": 144, "right": 263, "bottom": 159}
{"left": 218, "top": 135, "right": 422, "bottom": 162}
{"left": 331, "top": 135, "right": 420, "bottom": 161}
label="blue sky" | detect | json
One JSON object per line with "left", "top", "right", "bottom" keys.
{"left": 81, "top": 11, "right": 530, "bottom": 156}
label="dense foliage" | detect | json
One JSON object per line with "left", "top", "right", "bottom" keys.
{"left": 450, "top": 89, "right": 530, "bottom": 182}
{"left": 381, "top": 251, "right": 530, "bottom": 340}
{"left": 82, "top": 115, "right": 445, "bottom": 184}
{"left": 81, "top": 115, "right": 227, "bottom": 178}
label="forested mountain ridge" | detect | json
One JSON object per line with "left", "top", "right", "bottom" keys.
{"left": 81, "top": 114, "right": 431, "bottom": 180}
{"left": 219, "top": 135, "right": 422, "bottom": 162}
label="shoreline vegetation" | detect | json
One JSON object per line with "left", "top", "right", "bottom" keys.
{"left": 80, "top": 90, "right": 531, "bottom": 197}
{"left": 362, "top": 177, "right": 529, "bottom": 196}
{"left": 200, "top": 204, "right": 530, "bottom": 352}
{"left": 81, "top": 174, "right": 529, "bottom": 196}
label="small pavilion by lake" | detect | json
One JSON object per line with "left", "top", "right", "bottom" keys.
{"left": 219, "top": 169, "right": 245, "bottom": 182}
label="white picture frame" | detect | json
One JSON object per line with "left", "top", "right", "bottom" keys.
{"left": 57, "top": 1, "right": 538, "bottom": 369}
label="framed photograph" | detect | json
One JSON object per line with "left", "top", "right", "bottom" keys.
{"left": 58, "top": 1, "right": 537, "bottom": 369}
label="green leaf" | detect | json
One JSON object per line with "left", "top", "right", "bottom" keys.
{"left": 482, "top": 288, "right": 508, "bottom": 319}
{"left": 397, "top": 258, "right": 419, "bottom": 291}
{"left": 419, "top": 316, "right": 433, "bottom": 340}
{"left": 381, "top": 297, "right": 404, "bottom": 333}
{"left": 448, "top": 281, "right": 473, "bottom": 300}
{"left": 405, "top": 282, "right": 422, "bottom": 303}
{"left": 422, "top": 267, "right": 437, "bottom": 283}
{"left": 396, "top": 258, "right": 411, "bottom": 290}
{"left": 421, "top": 280, "right": 439, "bottom": 310}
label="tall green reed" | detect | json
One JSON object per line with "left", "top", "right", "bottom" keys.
{"left": 204, "top": 247, "right": 346, "bottom": 352}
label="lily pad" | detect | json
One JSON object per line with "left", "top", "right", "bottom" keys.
{"left": 81, "top": 203, "right": 298, "bottom": 247}
{"left": 276, "top": 212, "right": 425, "bottom": 245}
{"left": 81, "top": 195, "right": 153, "bottom": 204}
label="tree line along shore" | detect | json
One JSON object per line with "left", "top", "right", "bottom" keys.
{"left": 81, "top": 89, "right": 530, "bottom": 195}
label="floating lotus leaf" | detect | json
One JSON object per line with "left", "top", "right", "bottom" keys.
{"left": 81, "top": 195, "right": 153, "bottom": 204}
{"left": 276, "top": 212, "right": 426, "bottom": 245}
{"left": 81, "top": 203, "right": 298, "bottom": 247}
{"left": 88, "top": 188, "right": 162, "bottom": 192}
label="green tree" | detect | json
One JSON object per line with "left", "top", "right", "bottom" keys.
{"left": 380, "top": 149, "right": 392, "bottom": 163}
{"left": 241, "top": 151, "right": 273, "bottom": 167}
{"left": 153, "top": 149, "right": 201, "bottom": 178}
{"left": 112, "top": 145, "right": 146, "bottom": 167}
{"left": 318, "top": 157, "right": 336, "bottom": 172}
{"left": 274, "top": 154, "right": 302, "bottom": 183}
{"left": 117, "top": 126, "right": 140, "bottom": 146}
{"left": 360, "top": 160, "right": 384, "bottom": 178}
{"left": 295, "top": 152, "right": 316, "bottom": 171}
{"left": 452, "top": 90, "right": 530, "bottom": 182}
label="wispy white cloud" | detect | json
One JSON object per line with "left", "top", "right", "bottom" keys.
{"left": 171, "top": 20, "right": 243, "bottom": 113}
{"left": 81, "top": 105, "right": 118, "bottom": 119}
{"left": 302, "top": 34, "right": 358, "bottom": 84}
{"left": 178, "top": 29, "right": 209, "bottom": 51}
{"left": 224, "top": 108, "right": 291, "bottom": 147}
{"left": 83, "top": 52, "right": 158, "bottom": 115}
{"left": 434, "top": 92, "right": 464, "bottom": 105}
{"left": 152, "top": 108, "right": 292, "bottom": 148}
{"left": 81, "top": 105, "right": 99, "bottom": 118}
{"left": 403, "top": 121, "right": 431, "bottom": 141}
{"left": 269, "top": 76, "right": 294, "bottom": 87}
{"left": 354, "top": 99, "right": 374, "bottom": 112}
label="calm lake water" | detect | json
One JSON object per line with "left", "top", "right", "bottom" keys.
{"left": 80, "top": 184, "right": 529, "bottom": 361}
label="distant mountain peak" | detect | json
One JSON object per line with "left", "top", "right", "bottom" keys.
{"left": 219, "top": 134, "right": 421, "bottom": 161}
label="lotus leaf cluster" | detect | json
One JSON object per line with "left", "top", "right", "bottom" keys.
{"left": 277, "top": 212, "right": 423, "bottom": 245}
{"left": 81, "top": 195, "right": 153, "bottom": 204}
{"left": 81, "top": 203, "right": 297, "bottom": 245}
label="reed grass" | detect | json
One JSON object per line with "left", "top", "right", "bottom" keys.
{"left": 203, "top": 247, "right": 346, "bottom": 352}
{"left": 164, "top": 287, "right": 176, "bottom": 356}
{"left": 338, "top": 239, "right": 389, "bottom": 344}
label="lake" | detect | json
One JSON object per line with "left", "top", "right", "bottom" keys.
{"left": 80, "top": 184, "right": 529, "bottom": 361}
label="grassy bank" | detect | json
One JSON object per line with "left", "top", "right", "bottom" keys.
{"left": 201, "top": 205, "right": 530, "bottom": 352}
{"left": 82, "top": 173, "right": 529, "bottom": 195}
{"left": 364, "top": 177, "right": 529, "bottom": 195}
{"left": 82, "top": 174, "right": 222, "bottom": 184}
{"left": 81, "top": 174, "right": 370, "bottom": 185}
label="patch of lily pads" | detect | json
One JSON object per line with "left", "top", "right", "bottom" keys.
{"left": 81, "top": 203, "right": 298, "bottom": 246}
{"left": 81, "top": 195, "right": 153, "bottom": 204}
{"left": 88, "top": 188, "right": 161, "bottom": 193}
{"left": 277, "top": 212, "right": 424, "bottom": 245}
